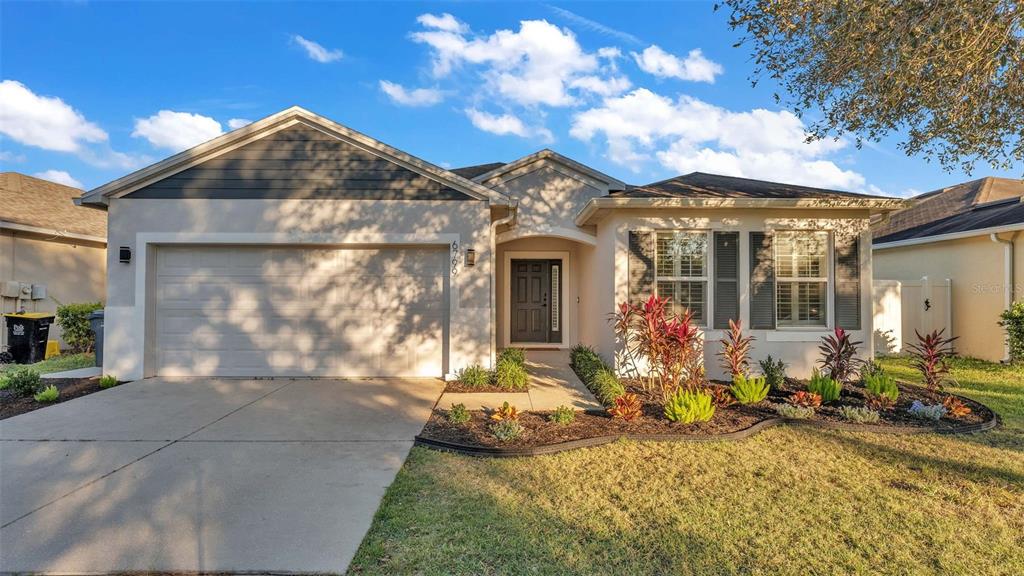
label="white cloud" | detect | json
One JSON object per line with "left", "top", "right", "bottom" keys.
{"left": 132, "top": 110, "right": 224, "bottom": 151}
{"left": 227, "top": 118, "right": 252, "bottom": 130}
{"left": 416, "top": 13, "right": 468, "bottom": 34}
{"left": 465, "top": 108, "right": 553, "bottom": 142}
{"left": 0, "top": 80, "right": 107, "bottom": 152}
{"left": 292, "top": 35, "right": 343, "bottom": 63}
{"left": 632, "top": 45, "right": 723, "bottom": 83}
{"left": 379, "top": 81, "right": 445, "bottom": 107}
{"left": 569, "top": 75, "right": 632, "bottom": 97}
{"left": 32, "top": 169, "right": 82, "bottom": 188}
{"left": 571, "top": 88, "right": 867, "bottom": 190}
{"left": 0, "top": 150, "right": 27, "bottom": 163}
{"left": 412, "top": 17, "right": 618, "bottom": 107}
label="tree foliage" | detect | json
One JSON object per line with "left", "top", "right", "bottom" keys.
{"left": 719, "top": 0, "right": 1024, "bottom": 173}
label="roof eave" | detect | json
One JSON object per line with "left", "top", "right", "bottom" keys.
{"left": 873, "top": 222, "right": 1024, "bottom": 249}
{"left": 574, "top": 197, "right": 911, "bottom": 226}
{"left": 475, "top": 149, "right": 627, "bottom": 191}
{"left": 0, "top": 220, "right": 106, "bottom": 244}
{"left": 79, "top": 106, "right": 510, "bottom": 207}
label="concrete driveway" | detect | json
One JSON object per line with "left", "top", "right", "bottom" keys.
{"left": 0, "top": 376, "right": 444, "bottom": 573}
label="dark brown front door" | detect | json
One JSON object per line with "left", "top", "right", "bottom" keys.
{"left": 511, "top": 259, "right": 561, "bottom": 343}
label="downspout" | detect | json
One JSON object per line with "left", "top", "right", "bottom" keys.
{"left": 991, "top": 233, "right": 1014, "bottom": 362}
{"left": 489, "top": 201, "right": 518, "bottom": 367}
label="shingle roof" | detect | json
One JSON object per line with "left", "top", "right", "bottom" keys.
{"left": 450, "top": 162, "right": 506, "bottom": 180}
{"left": 873, "top": 177, "right": 1024, "bottom": 244}
{"left": 614, "top": 172, "right": 891, "bottom": 200}
{"left": 0, "top": 172, "right": 106, "bottom": 239}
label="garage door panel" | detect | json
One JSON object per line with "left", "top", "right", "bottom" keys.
{"left": 154, "top": 245, "right": 447, "bottom": 377}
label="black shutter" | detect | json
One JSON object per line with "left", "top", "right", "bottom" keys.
{"left": 713, "top": 231, "right": 739, "bottom": 329}
{"left": 628, "top": 231, "right": 656, "bottom": 305}
{"left": 749, "top": 231, "right": 775, "bottom": 329}
{"left": 835, "top": 234, "right": 861, "bottom": 330}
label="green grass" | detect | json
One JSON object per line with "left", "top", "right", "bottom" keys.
{"left": 348, "top": 358, "right": 1024, "bottom": 575}
{"left": 0, "top": 353, "right": 94, "bottom": 376}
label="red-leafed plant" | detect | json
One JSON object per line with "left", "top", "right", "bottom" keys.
{"left": 607, "top": 393, "right": 642, "bottom": 421}
{"left": 611, "top": 295, "right": 704, "bottom": 399}
{"left": 907, "top": 329, "right": 958, "bottom": 391}
{"left": 818, "top": 328, "right": 862, "bottom": 384}
{"left": 943, "top": 395, "right": 972, "bottom": 418}
{"left": 788, "top": 391, "right": 822, "bottom": 408}
{"left": 718, "top": 319, "right": 755, "bottom": 378}
{"left": 708, "top": 385, "right": 736, "bottom": 408}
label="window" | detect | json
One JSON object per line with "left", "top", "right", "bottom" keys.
{"left": 775, "top": 231, "right": 829, "bottom": 327}
{"left": 655, "top": 231, "right": 708, "bottom": 323}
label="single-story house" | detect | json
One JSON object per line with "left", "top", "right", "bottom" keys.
{"left": 873, "top": 177, "right": 1023, "bottom": 362}
{"left": 77, "top": 106, "right": 906, "bottom": 381}
{"left": 1, "top": 172, "right": 107, "bottom": 346}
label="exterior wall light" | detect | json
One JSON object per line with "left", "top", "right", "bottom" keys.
{"left": 119, "top": 246, "right": 132, "bottom": 263}
{"left": 465, "top": 248, "right": 476, "bottom": 267}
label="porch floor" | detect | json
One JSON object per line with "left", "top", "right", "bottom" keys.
{"left": 438, "top": 350, "right": 602, "bottom": 412}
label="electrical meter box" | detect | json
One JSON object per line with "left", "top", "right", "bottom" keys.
{"left": 31, "top": 284, "right": 47, "bottom": 300}
{"left": 1, "top": 281, "right": 20, "bottom": 298}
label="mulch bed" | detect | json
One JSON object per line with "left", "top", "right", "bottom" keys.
{"left": 0, "top": 376, "right": 113, "bottom": 420}
{"left": 419, "top": 377, "right": 997, "bottom": 455}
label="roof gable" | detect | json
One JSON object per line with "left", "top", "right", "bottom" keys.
{"left": 473, "top": 149, "right": 626, "bottom": 191}
{"left": 80, "top": 107, "right": 507, "bottom": 206}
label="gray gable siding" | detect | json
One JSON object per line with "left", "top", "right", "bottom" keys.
{"left": 127, "top": 124, "right": 473, "bottom": 200}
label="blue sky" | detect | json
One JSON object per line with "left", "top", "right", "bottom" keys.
{"left": 1, "top": 1, "right": 1017, "bottom": 195}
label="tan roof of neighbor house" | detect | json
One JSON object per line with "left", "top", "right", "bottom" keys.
{"left": 873, "top": 177, "right": 1024, "bottom": 244}
{"left": 0, "top": 172, "right": 106, "bottom": 239}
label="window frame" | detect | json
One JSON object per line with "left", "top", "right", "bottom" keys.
{"left": 653, "top": 229, "right": 713, "bottom": 326}
{"left": 773, "top": 230, "right": 833, "bottom": 329}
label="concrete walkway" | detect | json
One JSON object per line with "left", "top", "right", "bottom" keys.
{"left": 0, "top": 376, "right": 444, "bottom": 573}
{"left": 40, "top": 366, "right": 101, "bottom": 379}
{"left": 438, "top": 350, "right": 602, "bottom": 411}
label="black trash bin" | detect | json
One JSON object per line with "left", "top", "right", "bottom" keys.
{"left": 89, "top": 309, "right": 104, "bottom": 367}
{"left": 3, "top": 313, "right": 54, "bottom": 364}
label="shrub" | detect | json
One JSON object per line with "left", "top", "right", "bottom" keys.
{"left": 943, "top": 395, "right": 972, "bottom": 418}
{"left": 775, "top": 403, "right": 815, "bottom": 419}
{"left": 999, "top": 301, "right": 1024, "bottom": 363}
{"left": 859, "top": 359, "right": 885, "bottom": 380}
{"left": 607, "top": 393, "right": 642, "bottom": 421}
{"left": 818, "top": 327, "right": 862, "bottom": 383}
{"left": 788, "top": 390, "right": 822, "bottom": 408}
{"left": 493, "top": 357, "right": 528, "bottom": 390}
{"left": 55, "top": 302, "right": 104, "bottom": 353}
{"left": 490, "top": 419, "right": 524, "bottom": 442}
{"left": 497, "top": 347, "right": 526, "bottom": 367}
{"left": 99, "top": 374, "right": 119, "bottom": 389}
{"left": 33, "top": 384, "right": 59, "bottom": 403}
{"left": 663, "top": 388, "right": 715, "bottom": 423}
{"left": 907, "top": 329, "right": 957, "bottom": 391}
{"left": 709, "top": 385, "right": 736, "bottom": 407}
{"left": 447, "top": 403, "right": 470, "bottom": 424}
{"left": 570, "top": 345, "right": 605, "bottom": 383}
{"left": 612, "top": 295, "right": 702, "bottom": 399}
{"left": 457, "top": 364, "right": 492, "bottom": 389}
{"left": 839, "top": 406, "right": 880, "bottom": 423}
{"left": 759, "top": 355, "right": 787, "bottom": 390}
{"left": 865, "top": 393, "right": 897, "bottom": 411}
{"left": 549, "top": 405, "right": 576, "bottom": 425}
{"left": 592, "top": 368, "right": 625, "bottom": 405}
{"left": 863, "top": 372, "right": 899, "bottom": 401}
{"left": 730, "top": 374, "right": 769, "bottom": 404}
{"left": 807, "top": 369, "right": 842, "bottom": 403}
{"left": 5, "top": 367, "right": 41, "bottom": 397}
{"left": 718, "top": 319, "right": 755, "bottom": 378}
{"left": 907, "top": 400, "right": 947, "bottom": 421}
{"left": 489, "top": 401, "right": 520, "bottom": 421}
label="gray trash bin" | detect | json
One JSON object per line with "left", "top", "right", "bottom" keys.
{"left": 89, "top": 309, "right": 104, "bottom": 367}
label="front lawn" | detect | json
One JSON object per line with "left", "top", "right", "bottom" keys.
{"left": 0, "top": 352, "right": 94, "bottom": 377}
{"left": 348, "top": 357, "right": 1024, "bottom": 575}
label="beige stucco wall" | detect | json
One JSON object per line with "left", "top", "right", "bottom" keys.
{"left": 874, "top": 232, "right": 1023, "bottom": 362}
{"left": 0, "top": 229, "right": 106, "bottom": 346}
{"left": 593, "top": 208, "right": 875, "bottom": 380}
{"left": 104, "top": 197, "right": 492, "bottom": 380}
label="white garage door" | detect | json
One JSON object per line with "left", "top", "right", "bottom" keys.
{"left": 154, "top": 245, "right": 448, "bottom": 377}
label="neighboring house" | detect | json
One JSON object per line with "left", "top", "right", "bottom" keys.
{"left": 77, "top": 107, "right": 905, "bottom": 381}
{"left": 873, "top": 177, "right": 1024, "bottom": 362}
{"left": 1, "top": 172, "right": 107, "bottom": 346}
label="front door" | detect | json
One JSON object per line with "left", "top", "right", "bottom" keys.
{"left": 510, "top": 259, "right": 561, "bottom": 343}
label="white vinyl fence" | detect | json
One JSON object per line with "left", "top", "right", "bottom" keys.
{"left": 872, "top": 277, "right": 952, "bottom": 355}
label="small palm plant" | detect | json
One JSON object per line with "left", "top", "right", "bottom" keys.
{"left": 907, "top": 329, "right": 957, "bottom": 391}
